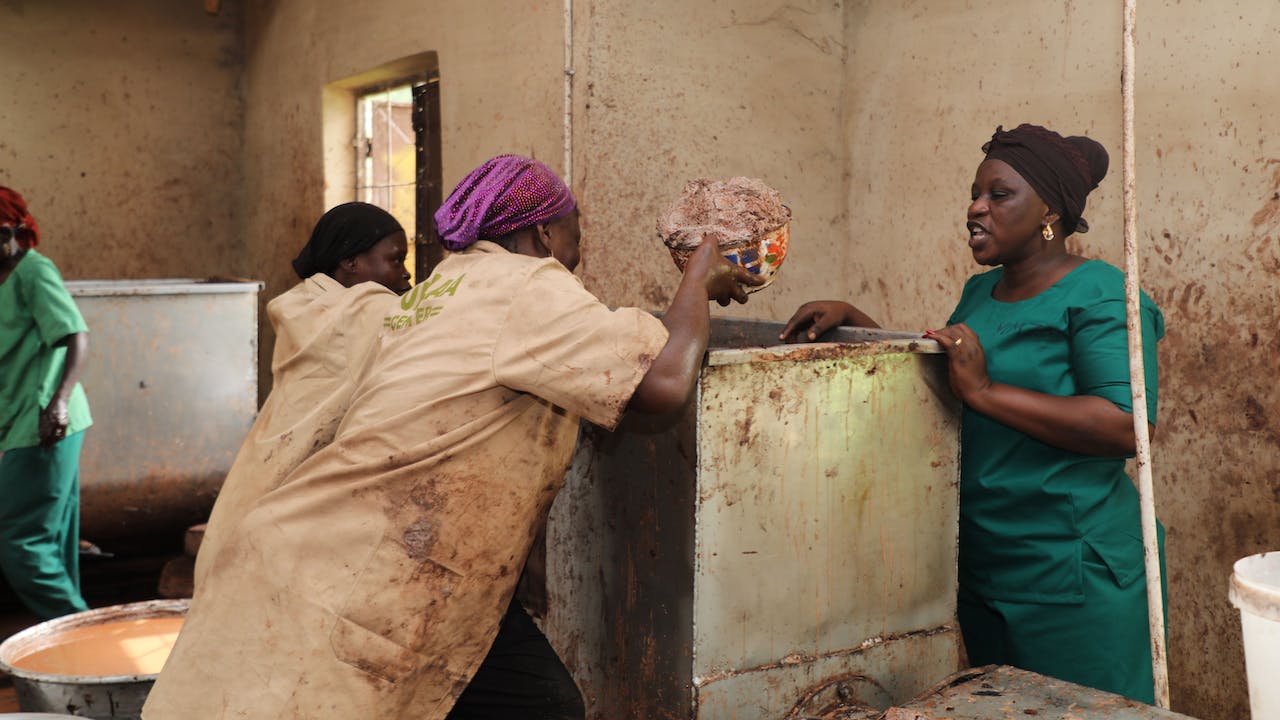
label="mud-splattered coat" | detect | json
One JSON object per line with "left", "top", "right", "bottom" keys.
{"left": 194, "top": 274, "right": 396, "bottom": 590}
{"left": 143, "top": 241, "right": 668, "bottom": 719}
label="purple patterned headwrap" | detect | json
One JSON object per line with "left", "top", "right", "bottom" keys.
{"left": 434, "top": 154, "right": 576, "bottom": 251}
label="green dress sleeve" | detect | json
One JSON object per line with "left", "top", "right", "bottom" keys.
{"left": 1068, "top": 293, "right": 1164, "bottom": 421}
{"left": 22, "top": 255, "right": 88, "bottom": 345}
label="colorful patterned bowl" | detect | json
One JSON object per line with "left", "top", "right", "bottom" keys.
{"left": 665, "top": 222, "right": 790, "bottom": 294}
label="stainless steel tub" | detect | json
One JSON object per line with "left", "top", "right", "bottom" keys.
{"left": 65, "top": 280, "right": 261, "bottom": 541}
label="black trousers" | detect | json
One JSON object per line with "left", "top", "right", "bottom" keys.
{"left": 446, "top": 598, "right": 585, "bottom": 720}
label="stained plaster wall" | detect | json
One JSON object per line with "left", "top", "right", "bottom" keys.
{"left": 240, "top": 0, "right": 564, "bottom": 390}
{"left": 243, "top": 0, "right": 847, "bottom": 334}
{"left": 0, "top": 0, "right": 244, "bottom": 280}
{"left": 240, "top": 1, "right": 845, "bottom": 383}
{"left": 571, "top": 1, "right": 848, "bottom": 324}
{"left": 838, "top": 2, "right": 1280, "bottom": 719}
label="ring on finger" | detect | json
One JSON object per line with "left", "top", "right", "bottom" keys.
{"left": 953, "top": 337, "right": 963, "bottom": 347}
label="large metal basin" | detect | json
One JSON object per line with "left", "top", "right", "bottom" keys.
{"left": 0, "top": 600, "right": 188, "bottom": 719}
{"left": 65, "top": 280, "right": 261, "bottom": 541}
{"left": 542, "top": 319, "right": 963, "bottom": 719}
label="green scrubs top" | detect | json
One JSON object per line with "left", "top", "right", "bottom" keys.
{"left": 947, "top": 259, "right": 1163, "bottom": 605}
{"left": 0, "top": 250, "right": 93, "bottom": 451}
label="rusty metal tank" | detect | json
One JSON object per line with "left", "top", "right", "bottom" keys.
{"left": 65, "top": 280, "right": 261, "bottom": 541}
{"left": 542, "top": 320, "right": 964, "bottom": 719}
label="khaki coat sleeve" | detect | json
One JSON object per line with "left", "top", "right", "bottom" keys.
{"left": 493, "top": 261, "right": 669, "bottom": 430}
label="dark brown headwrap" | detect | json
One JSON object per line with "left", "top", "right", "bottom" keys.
{"left": 982, "top": 124, "right": 1109, "bottom": 235}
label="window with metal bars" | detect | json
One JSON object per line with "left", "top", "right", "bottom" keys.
{"left": 353, "top": 73, "right": 443, "bottom": 283}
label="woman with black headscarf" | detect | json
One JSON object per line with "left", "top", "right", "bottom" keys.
{"left": 290, "top": 201, "right": 412, "bottom": 293}
{"left": 781, "top": 124, "right": 1166, "bottom": 703}
{"left": 193, "top": 202, "right": 410, "bottom": 586}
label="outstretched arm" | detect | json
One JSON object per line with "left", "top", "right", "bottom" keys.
{"left": 39, "top": 331, "right": 87, "bottom": 447}
{"left": 629, "top": 242, "right": 763, "bottom": 414}
{"left": 926, "top": 324, "right": 1152, "bottom": 457}
{"left": 779, "top": 300, "right": 880, "bottom": 342}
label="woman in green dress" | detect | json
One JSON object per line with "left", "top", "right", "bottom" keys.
{"left": 781, "top": 124, "right": 1165, "bottom": 703}
{"left": 0, "top": 186, "right": 93, "bottom": 620}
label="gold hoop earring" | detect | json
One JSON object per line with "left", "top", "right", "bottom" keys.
{"left": 1042, "top": 225, "right": 1055, "bottom": 242}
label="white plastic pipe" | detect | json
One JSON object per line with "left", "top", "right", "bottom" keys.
{"left": 563, "top": 0, "right": 574, "bottom": 186}
{"left": 1120, "top": 0, "right": 1171, "bottom": 708}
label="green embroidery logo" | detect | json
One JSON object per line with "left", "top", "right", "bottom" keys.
{"left": 384, "top": 273, "right": 466, "bottom": 330}
{"left": 400, "top": 273, "right": 466, "bottom": 310}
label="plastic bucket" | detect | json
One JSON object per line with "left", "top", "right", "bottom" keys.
{"left": 1229, "top": 551, "right": 1280, "bottom": 720}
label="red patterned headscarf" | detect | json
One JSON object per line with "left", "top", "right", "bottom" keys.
{"left": 434, "top": 154, "right": 576, "bottom": 251}
{"left": 0, "top": 186, "right": 40, "bottom": 248}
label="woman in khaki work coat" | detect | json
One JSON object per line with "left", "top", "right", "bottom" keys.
{"left": 194, "top": 202, "right": 413, "bottom": 588}
{"left": 144, "top": 155, "right": 761, "bottom": 720}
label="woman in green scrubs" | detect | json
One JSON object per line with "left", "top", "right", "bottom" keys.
{"left": 0, "top": 186, "right": 92, "bottom": 620}
{"left": 781, "top": 125, "right": 1165, "bottom": 703}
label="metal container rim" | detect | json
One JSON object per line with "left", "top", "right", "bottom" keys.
{"left": 1229, "top": 550, "right": 1280, "bottom": 622}
{"left": 697, "top": 318, "right": 945, "bottom": 366}
{"left": 65, "top": 279, "right": 263, "bottom": 297}
{"left": 0, "top": 599, "right": 189, "bottom": 684}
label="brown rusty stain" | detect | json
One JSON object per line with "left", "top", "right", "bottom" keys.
{"left": 693, "top": 625, "right": 958, "bottom": 687}
{"left": 401, "top": 518, "right": 435, "bottom": 561}
{"left": 1243, "top": 395, "right": 1268, "bottom": 431}
{"left": 1250, "top": 159, "right": 1280, "bottom": 228}
{"left": 747, "top": 340, "right": 928, "bottom": 364}
{"left": 410, "top": 483, "right": 442, "bottom": 510}
{"left": 783, "top": 671, "right": 885, "bottom": 720}
{"left": 80, "top": 470, "right": 223, "bottom": 540}
{"left": 735, "top": 405, "right": 755, "bottom": 446}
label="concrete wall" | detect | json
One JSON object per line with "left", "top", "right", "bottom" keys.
{"left": 240, "top": 0, "right": 567, "bottom": 283}
{"left": 239, "top": 0, "right": 565, "bottom": 386}
{"left": 838, "top": 2, "right": 1280, "bottom": 718}
{"left": 572, "top": 1, "right": 848, "bottom": 323}
{"left": 242, "top": 0, "right": 847, "bottom": 317}
{"left": 0, "top": 0, "right": 244, "bottom": 280}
